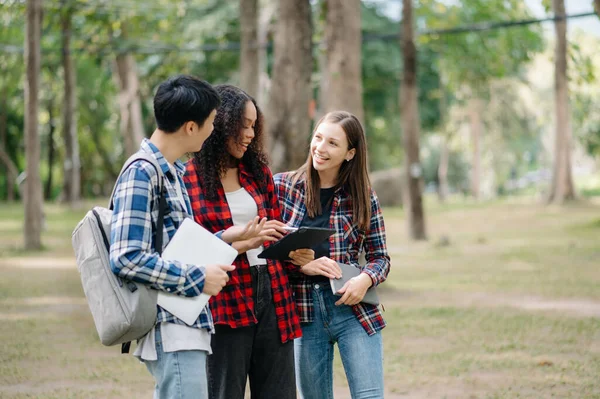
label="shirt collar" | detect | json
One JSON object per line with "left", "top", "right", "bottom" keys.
{"left": 140, "top": 138, "right": 186, "bottom": 178}
{"left": 239, "top": 161, "right": 252, "bottom": 178}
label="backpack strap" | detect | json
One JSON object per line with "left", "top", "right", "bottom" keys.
{"left": 108, "top": 153, "right": 165, "bottom": 210}
{"left": 155, "top": 182, "right": 167, "bottom": 255}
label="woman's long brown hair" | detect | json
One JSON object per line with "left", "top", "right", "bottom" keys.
{"left": 293, "top": 111, "right": 371, "bottom": 230}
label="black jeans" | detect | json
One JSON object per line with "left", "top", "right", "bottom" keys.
{"left": 207, "top": 265, "right": 296, "bottom": 399}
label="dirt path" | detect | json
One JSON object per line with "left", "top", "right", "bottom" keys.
{"left": 0, "top": 256, "right": 76, "bottom": 269}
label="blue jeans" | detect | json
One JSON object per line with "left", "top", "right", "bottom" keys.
{"left": 295, "top": 283, "right": 384, "bottom": 399}
{"left": 144, "top": 327, "right": 209, "bottom": 399}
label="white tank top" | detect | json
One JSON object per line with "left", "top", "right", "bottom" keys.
{"left": 225, "top": 187, "right": 267, "bottom": 266}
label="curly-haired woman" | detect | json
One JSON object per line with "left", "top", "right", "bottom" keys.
{"left": 183, "top": 84, "right": 301, "bottom": 399}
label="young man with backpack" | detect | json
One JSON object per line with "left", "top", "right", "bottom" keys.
{"left": 109, "top": 75, "right": 274, "bottom": 398}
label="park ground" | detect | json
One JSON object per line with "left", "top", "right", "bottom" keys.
{"left": 0, "top": 197, "right": 599, "bottom": 398}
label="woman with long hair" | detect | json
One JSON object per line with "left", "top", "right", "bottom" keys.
{"left": 184, "top": 84, "right": 301, "bottom": 399}
{"left": 274, "top": 110, "right": 391, "bottom": 399}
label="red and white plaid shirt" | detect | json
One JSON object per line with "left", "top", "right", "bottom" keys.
{"left": 274, "top": 172, "right": 391, "bottom": 336}
{"left": 184, "top": 160, "right": 301, "bottom": 343}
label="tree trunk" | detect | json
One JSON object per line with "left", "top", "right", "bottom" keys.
{"left": 314, "top": 1, "right": 328, "bottom": 123}
{"left": 115, "top": 53, "right": 145, "bottom": 156}
{"left": 257, "top": 0, "right": 276, "bottom": 108}
{"left": 548, "top": 0, "right": 575, "bottom": 203}
{"left": 468, "top": 97, "right": 483, "bottom": 200}
{"left": 316, "top": 40, "right": 328, "bottom": 122}
{"left": 44, "top": 99, "right": 56, "bottom": 200}
{"left": 438, "top": 135, "right": 449, "bottom": 202}
{"left": 594, "top": 0, "right": 600, "bottom": 17}
{"left": 266, "top": 0, "right": 312, "bottom": 172}
{"left": 114, "top": 28, "right": 145, "bottom": 157}
{"left": 0, "top": 149, "right": 18, "bottom": 201}
{"left": 24, "top": 0, "right": 44, "bottom": 249}
{"left": 437, "top": 86, "right": 450, "bottom": 203}
{"left": 400, "top": 0, "right": 426, "bottom": 240}
{"left": 322, "top": 0, "right": 364, "bottom": 123}
{"left": 60, "top": 6, "right": 81, "bottom": 206}
{"left": 88, "top": 125, "right": 119, "bottom": 181}
{"left": 240, "top": 0, "right": 259, "bottom": 98}
{"left": 0, "top": 85, "right": 18, "bottom": 202}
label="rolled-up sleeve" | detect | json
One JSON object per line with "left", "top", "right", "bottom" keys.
{"left": 109, "top": 164, "right": 205, "bottom": 297}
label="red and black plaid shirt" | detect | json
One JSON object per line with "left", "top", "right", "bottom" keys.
{"left": 183, "top": 160, "right": 301, "bottom": 343}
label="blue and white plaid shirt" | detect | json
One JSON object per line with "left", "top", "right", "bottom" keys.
{"left": 110, "top": 139, "right": 213, "bottom": 331}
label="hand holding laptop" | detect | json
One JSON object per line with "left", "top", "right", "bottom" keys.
{"left": 203, "top": 264, "right": 236, "bottom": 296}
{"left": 157, "top": 218, "right": 239, "bottom": 325}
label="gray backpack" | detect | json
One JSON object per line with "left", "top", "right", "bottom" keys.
{"left": 72, "top": 153, "right": 166, "bottom": 353}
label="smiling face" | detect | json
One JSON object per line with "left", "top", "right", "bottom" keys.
{"left": 226, "top": 101, "right": 257, "bottom": 159}
{"left": 310, "top": 122, "right": 356, "bottom": 175}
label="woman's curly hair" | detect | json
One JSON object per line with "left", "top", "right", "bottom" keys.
{"left": 192, "top": 84, "right": 268, "bottom": 200}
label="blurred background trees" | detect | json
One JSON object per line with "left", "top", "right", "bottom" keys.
{"left": 1, "top": 0, "right": 600, "bottom": 247}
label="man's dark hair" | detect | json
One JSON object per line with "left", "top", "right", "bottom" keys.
{"left": 153, "top": 75, "right": 221, "bottom": 133}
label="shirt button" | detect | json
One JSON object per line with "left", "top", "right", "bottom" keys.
{"left": 314, "top": 284, "right": 320, "bottom": 289}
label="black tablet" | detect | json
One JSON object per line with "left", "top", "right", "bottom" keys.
{"left": 257, "top": 227, "right": 336, "bottom": 261}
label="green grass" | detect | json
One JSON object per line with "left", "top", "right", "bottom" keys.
{"left": 1, "top": 197, "right": 600, "bottom": 398}
{"left": 582, "top": 187, "right": 600, "bottom": 197}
